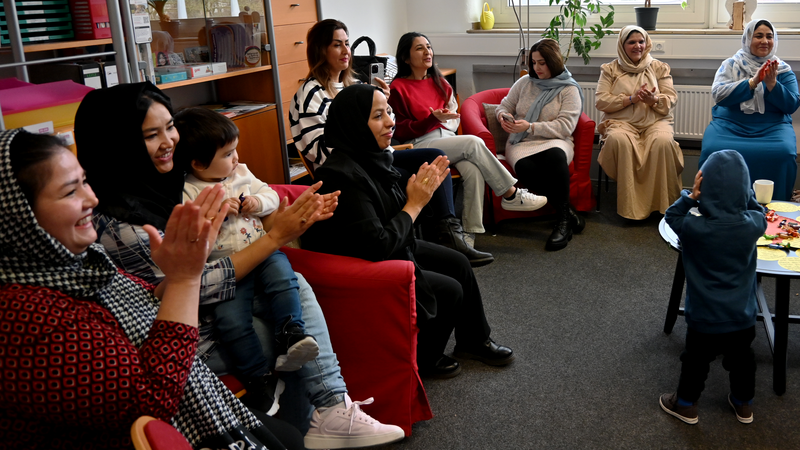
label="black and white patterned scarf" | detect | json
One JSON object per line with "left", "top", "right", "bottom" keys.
{"left": 0, "top": 128, "right": 269, "bottom": 449}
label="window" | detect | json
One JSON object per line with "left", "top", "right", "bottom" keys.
{"left": 507, "top": 0, "right": 682, "bottom": 4}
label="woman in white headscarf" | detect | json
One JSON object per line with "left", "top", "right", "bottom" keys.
{"left": 595, "top": 25, "right": 683, "bottom": 220}
{"left": 699, "top": 19, "right": 800, "bottom": 201}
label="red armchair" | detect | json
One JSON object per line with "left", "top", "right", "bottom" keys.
{"left": 220, "top": 184, "right": 432, "bottom": 436}
{"left": 131, "top": 416, "right": 193, "bottom": 450}
{"left": 460, "top": 88, "right": 596, "bottom": 227}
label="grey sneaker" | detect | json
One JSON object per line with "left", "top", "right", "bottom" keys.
{"left": 728, "top": 394, "right": 753, "bottom": 424}
{"left": 659, "top": 393, "right": 698, "bottom": 424}
{"left": 501, "top": 188, "right": 547, "bottom": 212}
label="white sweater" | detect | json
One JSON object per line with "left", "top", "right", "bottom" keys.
{"left": 496, "top": 76, "right": 581, "bottom": 170}
{"left": 183, "top": 164, "right": 280, "bottom": 261}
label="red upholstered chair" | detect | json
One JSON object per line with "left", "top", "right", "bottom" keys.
{"left": 219, "top": 184, "right": 432, "bottom": 436}
{"left": 131, "top": 416, "right": 192, "bottom": 450}
{"left": 460, "top": 88, "right": 596, "bottom": 227}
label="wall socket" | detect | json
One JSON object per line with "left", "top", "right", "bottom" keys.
{"left": 652, "top": 41, "right": 666, "bottom": 53}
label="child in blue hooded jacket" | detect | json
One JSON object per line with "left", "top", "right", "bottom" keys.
{"left": 660, "top": 149, "right": 767, "bottom": 425}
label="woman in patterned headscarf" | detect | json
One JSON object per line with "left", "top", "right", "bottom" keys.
{"left": 0, "top": 128, "right": 304, "bottom": 448}
{"left": 699, "top": 19, "right": 800, "bottom": 201}
{"left": 595, "top": 24, "right": 683, "bottom": 220}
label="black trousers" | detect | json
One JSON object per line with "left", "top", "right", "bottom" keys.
{"left": 392, "top": 148, "right": 456, "bottom": 237}
{"left": 676, "top": 325, "right": 756, "bottom": 403}
{"left": 513, "top": 147, "right": 571, "bottom": 207}
{"left": 412, "top": 239, "right": 492, "bottom": 368}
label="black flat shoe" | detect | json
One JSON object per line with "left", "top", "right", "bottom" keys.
{"left": 419, "top": 355, "right": 461, "bottom": 379}
{"left": 453, "top": 338, "right": 515, "bottom": 366}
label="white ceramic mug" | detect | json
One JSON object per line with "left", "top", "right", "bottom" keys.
{"left": 753, "top": 179, "right": 774, "bottom": 204}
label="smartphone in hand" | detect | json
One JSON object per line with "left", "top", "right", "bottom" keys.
{"left": 501, "top": 113, "right": 515, "bottom": 123}
{"left": 369, "top": 63, "right": 385, "bottom": 86}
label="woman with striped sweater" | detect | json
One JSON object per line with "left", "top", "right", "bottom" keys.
{"left": 290, "top": 19, "right": 494, "bottom": 267}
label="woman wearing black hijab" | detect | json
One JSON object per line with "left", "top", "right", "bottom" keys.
{"left": 301, "top": 84, "right": 515, "bottom": 378}
{"left": 74, "top": 82, "right": 407, "bottom": 450}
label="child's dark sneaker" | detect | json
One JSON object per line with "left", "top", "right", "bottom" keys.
{"left": 728, "top": 394, "right": 754, "bottom": 424}
{"left": 275, "top": 320, "right": 320, "bottom": 371}
{"left": 659, "top": 393, "right": 698, "bottom": 424}
{"left": 242, "top": 372, "right": 284, "bottom": 416}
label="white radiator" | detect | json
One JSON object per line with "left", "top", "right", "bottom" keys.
{"left": 579, "top": 83, "right": 714, "bottom": 140}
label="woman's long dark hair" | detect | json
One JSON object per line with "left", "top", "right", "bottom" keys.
{"left": 392, "top": 32, "right": 448, "bottom": 100}
{"left": 528, "top": 38, "right": 565, "bottom": 79}
{"left": 75, "top": 82, "right": 184, "bottom": 230}
{"left": 305, "top": 18, "right": 357, "bottom": 95}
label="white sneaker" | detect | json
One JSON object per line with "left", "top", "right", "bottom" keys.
{"left": 501, "top": 188, "right": 547, "bottom": 212}
{"left": 304, "top": 394, "right": 405, "bottom": 449}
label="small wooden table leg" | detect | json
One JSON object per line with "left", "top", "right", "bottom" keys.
{"left": 773, "top": 276, "right": 790, "bottom": 395}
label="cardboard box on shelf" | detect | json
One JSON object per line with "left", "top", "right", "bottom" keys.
{"left": 155, "top": 71, "right": 189, "bottom": 84}
{"left": 0, "top": 79, "right": 94, "bottom": 129}
{"left": 185, "top": 63, "right": 214, "bottom": 78}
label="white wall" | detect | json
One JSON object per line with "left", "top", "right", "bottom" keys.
{"left": 317, "top": 0, "right": 482, "bottom": 53}
{"left": 318, "top": 1, "right": 410, "bottom": 55}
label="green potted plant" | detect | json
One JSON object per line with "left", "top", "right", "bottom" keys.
{"left": 635, "top": 0, "right": 687, "bottom": 31}
{"left": 542, "top": 0, "right": 615, "bottom": 65}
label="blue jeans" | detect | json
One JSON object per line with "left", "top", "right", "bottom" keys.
{"left": 205, "top": 272, "right": 347, "bottom": 433}
{"left": 213, "top": 251, "right": 304, "bottom": 379}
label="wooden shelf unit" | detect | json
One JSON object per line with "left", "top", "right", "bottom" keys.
{"left": 0, "top": 39, "right": 113, "bottom": 54}
{"left": 158, "top": 65, "right": 273, "bottom": 90}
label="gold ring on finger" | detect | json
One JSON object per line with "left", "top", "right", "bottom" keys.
{"left": 207, "top": 216, "right": 216, "bottom": 221}
{"left": 190, "top": 238, "right": 199, "bottom": 243}
{"left": 422, "top": 178, "right": 429, "bottom": 185}
{"left": 301, "top": 217, "right": 308, "bottom": 224}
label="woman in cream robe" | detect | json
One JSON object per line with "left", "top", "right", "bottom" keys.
{"left": 596, "top": 25, "right": 683, "bottom": 220}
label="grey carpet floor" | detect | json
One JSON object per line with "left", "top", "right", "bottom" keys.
{"left": 371, "top": 186, "right": 800, "bottom": 450}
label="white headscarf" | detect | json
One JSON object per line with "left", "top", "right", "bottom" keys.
{"left": 711, "top": 19, "right": 792, "bottom": 114}
{"left": 616, "top": 25, "right": 653, "bottom": 74}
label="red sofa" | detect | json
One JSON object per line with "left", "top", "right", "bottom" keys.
{"left": 460, "top": 87, "right": 596, "bottom": 226}
{"left": 222, "top": 184, "right": 432, "bottom": 436}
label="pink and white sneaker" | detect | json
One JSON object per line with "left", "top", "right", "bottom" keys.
{"left": 304, "top": 394, "right": 405, "bottom": 449}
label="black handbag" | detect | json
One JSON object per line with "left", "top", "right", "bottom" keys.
{"left": 350, "top": 36, "right": 388, "bottom": 83}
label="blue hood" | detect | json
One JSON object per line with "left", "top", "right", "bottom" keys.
{"left": 698, "top": 150, "right": 752, "bottom": 221}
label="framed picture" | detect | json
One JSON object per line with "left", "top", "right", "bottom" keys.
{"left": 156, "top": 51, "right": 168, "bottom": 67}
{"left": 184, "top": 46, "right": 210, "bottom": 63}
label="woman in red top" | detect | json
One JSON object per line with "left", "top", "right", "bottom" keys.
{"left": 0, "top": 129, "right": 307, "bottom": 449}
{"left": 389, "top": 32, "right": 547, "bottom": 241}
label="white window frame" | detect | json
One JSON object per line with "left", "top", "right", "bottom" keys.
{"left": 489, "top": 0, "right": 800, "bottom": 30}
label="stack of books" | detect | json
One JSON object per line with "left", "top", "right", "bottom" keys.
{"left": 201, "top": 101, "right": 272, "bottom": 118}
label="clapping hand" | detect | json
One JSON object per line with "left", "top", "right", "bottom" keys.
{"left": 404, "top": 155, "right": 450, "bottom": 219}
{"left": 146, "top": 184, "right": 228, "bottom": 282}
{"left": 636, "top": 83, "right": 658, "bottom": 106}
{"left": 267, "top": 181, "right": 329, "bottom": 247}
{"left": 762, "top": 59, "right": 779, "bottom": 91}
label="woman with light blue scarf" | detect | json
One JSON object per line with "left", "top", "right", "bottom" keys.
{"left": 699, "top": 19, "right": 800, "bottom": 201}
{"left": 496, "top": 38, "right": 585, "bottom": 250}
